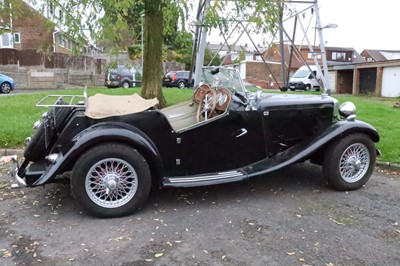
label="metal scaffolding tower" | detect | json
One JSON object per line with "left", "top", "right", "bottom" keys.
{"left": 191, "top": 0, "right": 332, "bottom": 95}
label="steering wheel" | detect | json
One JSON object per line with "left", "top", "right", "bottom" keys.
{"left": 194, "top": 86, "right": 217, "bottom": 122}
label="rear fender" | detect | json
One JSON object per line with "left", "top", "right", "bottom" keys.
{"left": 32, "top": 122, "right": 162, "bottom": 186}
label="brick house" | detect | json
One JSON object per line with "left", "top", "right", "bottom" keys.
{"left": 360, "top": 49, "right": 400, "bottom": 62}
{"left": 240, "top": 43, "right": 363, "bottom": 90}
{"left": 0, "top": 1, "right": 72, "bottom": 54}
{"left": 206, "top": 43, "right": 263, "bottom": 65}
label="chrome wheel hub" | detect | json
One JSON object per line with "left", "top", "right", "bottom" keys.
{"left": 339, "top": 143, "right": 370, "bottom": 183}
{"left": 85, "top": 158, "right": 138, "bottom": 208}
{"left": 104, "top": 174, "right": 119, "bottom": 192}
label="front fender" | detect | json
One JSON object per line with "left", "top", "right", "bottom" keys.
{"left": 245, "top": 119, "right": 379, "bottom": 177}
{"left": 32, "top": 122, "right": 162, "bottom": 186}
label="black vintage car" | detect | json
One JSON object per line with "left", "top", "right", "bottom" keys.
{"left": 11, "top": 67, "right": 379, "bottom": 218}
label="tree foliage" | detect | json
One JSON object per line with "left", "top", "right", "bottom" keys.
{"left": 10, "top": 0, "right": 282, "bottom": 107}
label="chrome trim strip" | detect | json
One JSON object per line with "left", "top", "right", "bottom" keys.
{"left": 167, "top": 171, "right": 244, "bottom": 184}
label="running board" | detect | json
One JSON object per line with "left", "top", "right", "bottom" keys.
{"left": 163, "top": 170, "right": 248, "bottom": 187}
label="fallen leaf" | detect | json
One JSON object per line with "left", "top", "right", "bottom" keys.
{"left": 287, "top": 252, "right": 296, "bottom": 256}
{"left": 2, "top": 250, "right": 12, "bottom": 258}
{"left": 154, "top": 253, "right": 163, "bottom": 258}
{"left": 329, "top": 218, "right": 345, "bottom": 225}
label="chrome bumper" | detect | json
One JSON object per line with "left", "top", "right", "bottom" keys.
{"left": 11, "top": 155, "right": 26, "bottom": 188}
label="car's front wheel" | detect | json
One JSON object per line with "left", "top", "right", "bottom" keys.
{"left": 71, "top": 143, "right": 152, "bottom": 218}
{"left": 1, "top": 82, "right": 11, "bottom": 93}
{"left": 323, "top": 133, "right": 376, "bottom": 191}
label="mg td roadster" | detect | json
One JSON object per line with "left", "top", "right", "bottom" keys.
{"left": 11, "top": 67, "right": 379, "bottom": 218}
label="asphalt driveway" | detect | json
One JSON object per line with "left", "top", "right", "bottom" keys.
{"left": 0, "top": 162, "right": 399, "bottom": 266}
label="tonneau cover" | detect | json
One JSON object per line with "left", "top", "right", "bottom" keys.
{"left": 85, "top": 93, "right": 159, "bottom": 119}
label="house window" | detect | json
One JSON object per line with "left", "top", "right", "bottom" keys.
{"left": 332, "top": 52, "right": 346, "bottom": 61}
{"left": 13, "top": 32, "right": 20, "bottom": 44}
{"left": 245, "top": 54, "right": 253, "bottom": 60}
{"left": 58, "top": 35, "right": 64, "bottom": 47}
{"left": 0, "top": 33, "right": 13, "bottom": 48}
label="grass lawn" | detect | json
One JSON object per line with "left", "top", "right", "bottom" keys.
{"left": 0, "top": 87, "right": 399, "bottom": 163}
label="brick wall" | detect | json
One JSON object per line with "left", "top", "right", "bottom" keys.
{"left": 12, "top": 2, "right": 54, "bottom": 52}
{"left": 246, "top": 61, "right": 281, "bottom": 81}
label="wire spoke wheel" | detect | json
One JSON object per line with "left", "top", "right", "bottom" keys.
{"left": 339, "top": 143, "right": 370, "bottom": 183}
{"left": 323, "top": 133, "right": 376, "bottom": 191}
{"left": 85, "top": 158, "right": 138, "bottom": 208}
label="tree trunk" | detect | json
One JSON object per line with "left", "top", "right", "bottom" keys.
{"left": 142, "top": 0, "right": 167, "bottom": 108}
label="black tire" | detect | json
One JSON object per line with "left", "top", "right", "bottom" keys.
{"left": 122, "top": 81, "right": 130, "bottom": 88}
{"left": 53, "top": 105, "right": 72, "bottom": 131}
{"left": 24, "top": 101, "right": 72, "bottom": 162}
{"left": 177, "top": 81, "right": 186, "bottom": 89}
{"left": 1, "top": 82, "right": 11, "bottom": 94}
{"left": 290, "top": 88, "right": 295, "bottom": 91}
{"left": 24, "top": 122, "right": 46, "bottom": 162}
{"left": 323, "top": 133, "right": 376, "bottom": 191}
{"left": 70, "top": 143, "right": 152, "bottom": 218}
{"left": 305, "top": 85, "right": 311, "bottom": 91}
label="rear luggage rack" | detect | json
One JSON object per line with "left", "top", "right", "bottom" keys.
{"left": 36, "top": 85, "right": 88, "bottom": 108}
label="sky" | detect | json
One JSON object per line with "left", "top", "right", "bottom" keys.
{"left": 203, "top": 0, "right": 400, "bottom": 53}
{"left": 317, "top": 0, "right": 400, "bottom": 52}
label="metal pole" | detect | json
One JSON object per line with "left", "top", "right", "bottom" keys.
{"left": 314, "top": 1, "right": 330, "bottom": 95}
{"left": 194, "top": 0, "right": 210, "bottom": 86}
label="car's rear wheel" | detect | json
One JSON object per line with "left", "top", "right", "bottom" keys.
{"left": 1, "top": 82, "right": 11, "bottom": 94}
{"left": 71, "top": 143, "right": 152, "bottom": 218}
{"left": 323, "top": 133, "right": 376, "bottom": 191}
{"left": 305, "top": 84, "right": 311, "bottom": 91}
{"left": 177, "top": 81, "right": 186, "bottom": 89}
{"left": 122, "top": 81, "right": 130, "bottom": 88}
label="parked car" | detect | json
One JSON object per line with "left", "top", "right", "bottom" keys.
{"left": 162, "top": 70, "right": 194, "bottom": 88}
{"left": 11, "top": 67, "right": 379, "bottom": 218}
{"left": 0, "top": 73, "right": 15, "bottom": 94}
{"left": 289, "top": 65, "right": 322, "bottom": 91}
{"left": 105, "top": 65, "right": 136, "bottom": 88}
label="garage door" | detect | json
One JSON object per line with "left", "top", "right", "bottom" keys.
{"left": 382, "top": 66, "right": 400, "bottom": 97}
{"left": 328, "top": 71, "right": 336, "bottom": 93}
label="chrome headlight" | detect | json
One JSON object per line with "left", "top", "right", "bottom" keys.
{"left": 339, "top": 102, "right": 356, "bottom": 118}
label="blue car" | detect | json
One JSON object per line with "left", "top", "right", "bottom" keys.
{"left": 0, "top": 73, "right": 15, "bottom": 94}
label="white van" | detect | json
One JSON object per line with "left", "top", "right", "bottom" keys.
{"left": 289, "top": 65, "right": 321, "bottom": 91}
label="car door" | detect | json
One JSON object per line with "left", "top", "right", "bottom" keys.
{"left": 176, "top": 107, "right": 267, "bottom": 176}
